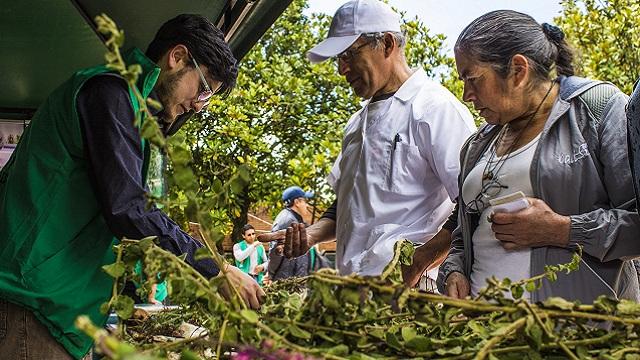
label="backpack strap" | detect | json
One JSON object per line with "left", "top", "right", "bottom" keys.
{"left": 575, "top": 82, "right": 621, "bottom": 187}
{"left": 577, "top": 83, "right": 620, "bottom": 128}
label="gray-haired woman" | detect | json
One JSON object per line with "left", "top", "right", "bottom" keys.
{"left": 437, "top": 10, "right": 640, "bottom": 304}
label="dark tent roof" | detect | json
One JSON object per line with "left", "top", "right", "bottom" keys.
{"left": 0, "top": 0, "right": 292, "bottom": 120}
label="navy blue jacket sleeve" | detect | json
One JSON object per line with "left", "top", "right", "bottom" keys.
{"left": 320, "top": 200, "right": 337, "bottom": 221}
{"left": 76, "top": 75, "right": 219, "bottom": 278}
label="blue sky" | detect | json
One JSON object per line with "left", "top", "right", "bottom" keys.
{"left": 305, "top": 0, "right": 564, "bottom": 55}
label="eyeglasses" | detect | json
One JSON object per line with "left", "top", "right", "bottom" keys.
{"left": 189, "top": 53, "right": 213, "bottom": 106}
{"left": 465, "top": 175, "right": 509, "bottom": 215}
{"left": 335, "top": 37, "right": 378, "bottom": 64}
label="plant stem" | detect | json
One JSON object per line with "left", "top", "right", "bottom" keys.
{"left": 266, "top": 317, "right": 362, "bottom": 338}
{"left": 475, "top": 316, "right": 527, "bottom": 360}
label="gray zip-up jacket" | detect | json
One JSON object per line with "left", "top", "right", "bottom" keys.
{"left": 437, "top": 76, "right": 640, "bottom": 303}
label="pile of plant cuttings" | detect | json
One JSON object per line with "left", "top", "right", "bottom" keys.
{"left": 77, "top": 237, "right": 640, "bottom": 360}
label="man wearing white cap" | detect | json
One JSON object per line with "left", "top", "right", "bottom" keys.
{"left": 260, "top": 0, "right": 475, "bottom": 280}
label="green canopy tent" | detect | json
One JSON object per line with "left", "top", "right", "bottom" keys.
{"left": 0, "top": 0, "right": 292, "bottom": 121}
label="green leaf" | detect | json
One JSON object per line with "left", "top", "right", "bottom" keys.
{"left": 511, "top": 284, "right": 524, "bottom": 299}
{"left": 617, "top": 299, "right": 640, "bottom": 315}
{"left": 435, "top": 345, "right": 463, "bottom": 356}
{"left": 172, "top": 168, "right": 197, "bottom": 190}
{"left": 179, "top": 350, "right": 202, "bottom": 360}
{"left": 492, "top": 323, "right": 514, "bottom": 336}
{"left": 169, "top": 146, "right": 192, "bottom": 166}
{"left": 239, "top": 309, "right": 259, "bottom": 324}
{"left": 139, "top": 236, "right": 155, "bottom": 251}
{"left": 146, "top": 97, "right": 163, "bottom": 112}
{"left": 405, "top": 336, "right": 431, "bottom": 352}
{"left": 194, "top": 247, "right": 211, "bottom": 261}
{"left": 543, "top": 297, "right": 575, "bottom": 311}
{"left": 525, "top": 316, "right": 543, "bottom": 350}
{"left": 525, "top": 280, "right": 537, "bottom": 293}
{"left": 113, "top": 296, "right": 135, "bottom": 319}
{"left": 102, "top": 263, "right": 125, "bottom": 278}
{"left": 385, "top": 332, "right": 403, "bottom": 350}
{"left": 99, "top": 301, "right": 110, "bottom": 315}
{"left": 326, "top": 344, "right": 349, "bottom": 356}
{"left": 289, "top": 324, "right": 312, "bottom": 340}
{"left": 468, "top": 319, "right": 489, "bottom": 339}
{"left": 139, "top": 119, "right": 165, "bottom": 148}
{"left": 594, "top": 295, "right": 618, "bottom": 313}
{"left": 229, "top": 177, "right": 245, "bottom": 194}
{"left": 401, "top": 326, "right": 417, "bottom": 342}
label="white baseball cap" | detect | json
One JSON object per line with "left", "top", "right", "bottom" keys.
{"left": 307, "top": 0, "right": 402, "bottom": 63}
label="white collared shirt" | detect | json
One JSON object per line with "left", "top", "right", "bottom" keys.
{"left": 233, "top": 242, "right": 269, "bottom": 275}
{"left": 328, "top": 68, "right": 476, "bottom": 276}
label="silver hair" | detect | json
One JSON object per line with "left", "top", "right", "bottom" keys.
{"left": 365, "top": 31, "right": 406, "bottom": 50}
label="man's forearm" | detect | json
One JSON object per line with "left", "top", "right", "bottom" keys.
{"left": 306, "top": 218, "right": 337, "bottom": 245}
{"left": 415, "top": 228, "right": 452, "bottom": 271}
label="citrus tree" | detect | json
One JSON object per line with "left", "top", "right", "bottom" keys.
{"left": 555, "top": 0, "right": 640, "bottom": 94}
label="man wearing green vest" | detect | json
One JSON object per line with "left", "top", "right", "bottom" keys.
{"left": 0, "top": 14, "right": 264, "bottom": 359}
{"left": 233, "top": 224, "right": 269, "bottom": 285}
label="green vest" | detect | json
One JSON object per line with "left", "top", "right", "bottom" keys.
{"left": 234, "top": 241, "right": 266, "bottom": 285}
{"left": 0, "top": 48, "right": 160, "bottom": 359}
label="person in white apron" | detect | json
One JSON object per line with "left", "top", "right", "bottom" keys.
{"left": 259, "top": 0, "right": 475, "bottom": 281}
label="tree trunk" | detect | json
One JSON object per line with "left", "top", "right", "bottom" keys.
{"left": 230, "top": 184, "right": 252, "bottom": 245}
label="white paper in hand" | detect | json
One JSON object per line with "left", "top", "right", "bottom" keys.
{"left": 489, "top": 191, "right": 530, "bottom": 214}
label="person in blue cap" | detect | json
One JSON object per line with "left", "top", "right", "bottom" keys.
{"left": 268, "top": 186, "right": 323, "bottom": 280}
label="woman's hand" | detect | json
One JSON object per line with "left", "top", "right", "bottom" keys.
{"left": 445, "top": 272, "right": 470, "bottom": 299}
{"left": 491, "top": 197, "right": 570, "bottom": 250}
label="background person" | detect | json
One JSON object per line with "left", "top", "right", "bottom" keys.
{"left": 233, "top": 224, "right": 269, "bottom": 285}
{"left": 437, "top": 10, "right": 640, "bottom": 303}
{"left": 268, "top": 186, "right": 326, "bottom": 280}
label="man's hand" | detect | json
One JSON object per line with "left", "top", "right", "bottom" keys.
{"left": 285, "top": 223, "right": 309, "bottom": 258}
{"left": 148, "top": 298, "right": 162, "bottom": 305}
{"left": 257, "top": 223, "right": 310, "bottom": 258}
{"left": 402, "top": 229, "right": 452, "bottom": 288}
{"left": 219, "top": 265, "right": 265, "bottom": 309}
{"left": 445, "top": 272, "right": 470, "bottom": 299}
{"left": 255, "top": 264, "right": 265, "bottom": 273}
{"left": 491, "top": 197, "right": 570, "bottom": 251}
{"left": 257, "top": 230, "right": 285, "bottom": 245}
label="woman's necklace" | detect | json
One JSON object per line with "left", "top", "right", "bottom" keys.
{"left": 481, "top": 80, "right": 557, "bottom": 183}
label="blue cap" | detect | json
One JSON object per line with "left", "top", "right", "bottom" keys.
{"left": 282, "top": 186, "right": 314, "bottom": 204}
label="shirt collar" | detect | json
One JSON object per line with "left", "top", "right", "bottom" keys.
{"left": 286, "top": 207, "right": 304, "bottom": 223}
{"left": 393, "top": 68, "right": 428, "bottom": 102}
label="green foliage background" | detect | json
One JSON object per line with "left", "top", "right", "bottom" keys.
{"left": 556, "top": 0, "right": 640, "bottom": 94}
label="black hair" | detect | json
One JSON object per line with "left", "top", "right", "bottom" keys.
{"left": 455, "top": 10, "right": 575, "bottom": 82}
{"left": 242, "top": 224, "right": 255, "bottom": 235}
{"left": 146, "top": 14, "right": 238, "bottom": 98}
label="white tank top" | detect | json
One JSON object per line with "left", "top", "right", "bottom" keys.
{"left": 462, "top": 134, "right": 540, "bottom": 298}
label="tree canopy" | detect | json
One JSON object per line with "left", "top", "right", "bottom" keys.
{"left": 556, "top": 0, "right": 639, "bottom": 94}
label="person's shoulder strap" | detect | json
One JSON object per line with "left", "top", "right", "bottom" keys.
{"left": 577, "top": 82, "right": 621, "bottom": 128}
{"left": 574, "top": 81, "right": 622, "bottom": 184}
{"left": 286, "top": 208, "right": 303, "bottom": 223}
